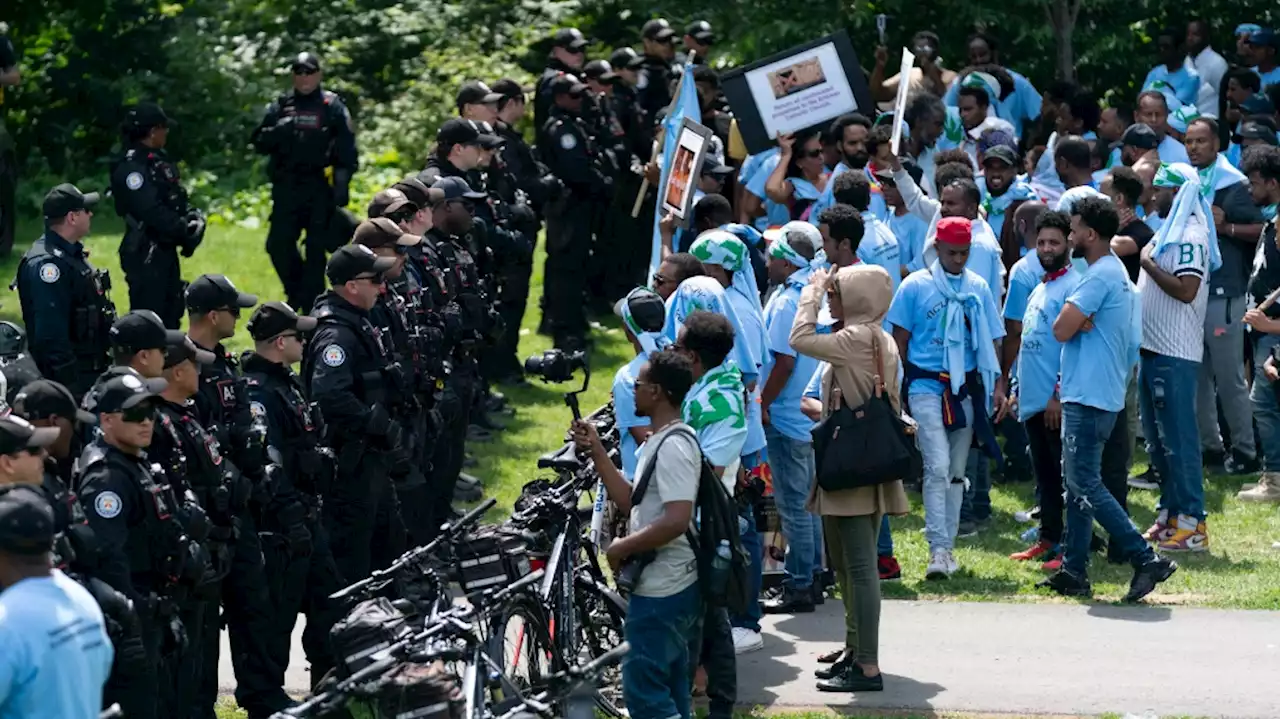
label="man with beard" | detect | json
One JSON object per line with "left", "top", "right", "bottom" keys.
{"left": 980, "top": 144, "right": 1037, "bottom": 264}
{"left": 806, "top": 113, "right": 881, "bottom": 224}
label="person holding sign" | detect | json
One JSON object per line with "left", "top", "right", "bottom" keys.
{"left": 763, "top": 128, "right": 830, "bottom": 222}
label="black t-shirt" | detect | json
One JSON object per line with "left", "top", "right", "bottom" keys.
{"left": 1118, "top": 219, "right": 1155, "bottom": 283}
{"left": 1248, "top": 221, "right": 1280, "bottom": 316}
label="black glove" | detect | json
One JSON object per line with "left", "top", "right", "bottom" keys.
{"left": 365, "top": 403, "right": 394, "bottom": 438}
{"left": 333, "top": 169, "right": 352, "bottom": 207}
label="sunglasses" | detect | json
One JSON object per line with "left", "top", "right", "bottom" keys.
{"left": 121, "top": 402, "right": 156, "bottom": 424}
{"left": 293, "top": 67, "right": 319, "bottom": 76}
{"left": 218, "top": 306, "right": 242, "bottom": 318}
{"left": 800, "top": 148, "right": 823, "bottom": 159}
{"left": 352, "top": 273, "right": 384, "bottom": 283}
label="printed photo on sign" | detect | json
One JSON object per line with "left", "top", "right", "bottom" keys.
{"left": 767, "top": 58, "right": 827, "bottom": 100}
{"left": 660, "top": 118, "right": 715, "bottom": 224}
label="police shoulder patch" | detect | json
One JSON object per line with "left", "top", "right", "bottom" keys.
{"left": 560, "top": 132, "right": 578, "bottom": 150}
{"left": 322, "top": 345, "right": 346, "bottom": 367}
{"left": 126, "top": 171, "right": 144, "bottom": 190}
{"left": 38, "top": 263, "right": 61, "bottom": 283}
{"left": 94, "top": 491, "right": 123, "bottom": 519}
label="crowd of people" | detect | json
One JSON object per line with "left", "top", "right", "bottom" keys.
{"left": 1, "top": 12, "right": 1280, "bottom": 719}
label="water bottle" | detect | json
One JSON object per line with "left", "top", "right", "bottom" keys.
{"left": 709, "top": 539, "right": 732, "bottom": 599}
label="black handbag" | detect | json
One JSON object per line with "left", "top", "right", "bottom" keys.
{"left": 811, "top": 335, "right": 922, "bottom": 491}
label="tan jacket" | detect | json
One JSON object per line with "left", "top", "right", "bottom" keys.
{"left": 789, "top": 266, "right": 911, "bottom": 518}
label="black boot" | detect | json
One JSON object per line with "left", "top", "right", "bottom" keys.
{"left": 762, "top": 585, "right": 815, "bottom": 614}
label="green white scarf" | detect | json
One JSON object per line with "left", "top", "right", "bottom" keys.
{"left": 682, "top": 360, "right": 747, "bottom": 433}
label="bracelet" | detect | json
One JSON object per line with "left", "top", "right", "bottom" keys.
{"left": 1230, "top": 223, "right": 1235, "bottom": 238}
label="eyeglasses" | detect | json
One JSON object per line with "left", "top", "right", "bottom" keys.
{"left": 352, "top": 273, "right": 384, "bottom": 283}
{"left": 293, "top": 67, "right": 319, "bottom": 76}
{"left": 121, "top": 402, "right": 156, "bottom": 424}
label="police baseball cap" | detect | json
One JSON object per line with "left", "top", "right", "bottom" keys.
{"left": 367, "top": 188, "right": 416, "bottom": 219}
{"left": 437, "top": 118, "right": 481, "bottom": 148}
{"left": 392, "top": 177, "right": 446, "bottom": 209}
{"left": 110, "top": 310, "right": 187, "bottom": 351}
{"left": 352, "top": 217, "right": 423, "bottom": 250}
{"left": 42, "top": 183, "right": 100, "bottom": 220}
{"left": 164, "top": 337, "right": 216, "bottom": 369}
{"left": 551, "top": 28, "right": 589, "bottom": 51}
{"left": 550, "top": 73, "right": 588, "bottom": 96}
{"left": 432, "top": 176, "right": 487, "bottom": 201}
{"left": 642, "top": 19, "right": 676, "bottom": 42}
{"left": 247, "top": 301, "right": 318, "bottom": 342}
{"left": 489, "top": 79, "right": 531, "bottom": 99}
{"left": 613, "top": 288, "right": 666, "bottom": 334}
{"left": 610, "top": 48, "right": 645, "bottom": 70}
{"left": 982, "top": 144, "right": 1018, "bottom": 167}
{"left": 326, "top": 244, "right": 397, "bottom": 285}
{"left": 456, "top": 81, "right": 503, "bottom": 110}
{"left": 1119, "top": 123, "right": 1159, "bottom": 151}
{"left": 125, "top": 102, "right": 175, "bottom": 130}
{"left": 12, "top": 380, "right": 96, "bottom": 426}
{"left": 1246, "top": 28, "right": 1279, "bottom": 49}
{"left": 0, "top": 415, "right": 60, "bottom": 456}
{"left": 700, "top": 158, "right": 734, "bottom": 177}
{"left": 0, "top": 485, "right": 56, "bottom": 556}
{"left": 475, "top": 121, "right": 504, "bottom": 150}
{"left": 685, "top": 21, "right": 714, "bottom": 44}
{"left": 583, "top": 60, "right": 617, "bottom": 82}
{"left": 185, "top": 274, "right": 258, "bottom": 313}
{"left": 93, "top": 374, "right": 167, "bottom": 415}
{"left": 292, "top": 52, "right": 322, "bottom": 73}
{"left": 1240, "top": 121, "right": 1280, "bottom": 145}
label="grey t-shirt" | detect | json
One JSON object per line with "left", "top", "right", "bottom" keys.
{"left": 630, "top": 422, "right": 701, "bottom": 598}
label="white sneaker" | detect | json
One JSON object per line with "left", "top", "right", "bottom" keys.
{"left": 732, "top": 627, "right": 764, "bottom": 654}
{"left": 944, "top": 550, "right": 961, "bottom": 576}
{"left": 926, "top": 550, "right": 949, "bottom": 580}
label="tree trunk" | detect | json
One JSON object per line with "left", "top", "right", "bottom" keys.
{"left": 1046, "top": 0, "right": 1081, "bottom": 82}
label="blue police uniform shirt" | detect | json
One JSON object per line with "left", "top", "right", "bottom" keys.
{"left": 1015, "top": 267, "right": 1081, "bottom": 418}
{"left": 886, "top": 266, "right": 1003, "bottom": 396}
{"left": 1144, "top": 63, "right": 1202, "bottom": 107}
{"left": 891, "top": 211, "right": 929, "bottom": 273}
{"left": 858, "top": 213, "right": 903, "bottom": 296}
{"left": 612, "top": 354, "right": 649, "bottom": 479}
{"left": 0, "top": 571, "right": 114, "bottom": 719}
{"left": 1060, "top": 254, "right": 1133, "bottom": 412}
{"left": 762, "top": 274, "right": 820, "bottom": 441}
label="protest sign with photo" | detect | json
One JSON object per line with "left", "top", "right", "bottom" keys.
{"left": 660, "top": 118, "right": 714, "bottom": 224}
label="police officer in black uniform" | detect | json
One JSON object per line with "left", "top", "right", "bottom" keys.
{"left": 76, "top": 373, "right": 210, "bottom": 719}
{"left": 535, "top": 28, "right": 589, "bottom": 135}
{"left": 183, "top": 274, "right": 292, "bottom": 717}
{"left": 303, "top": 245, "right": 400, "bottom": 581}
{"left": 540, "top": 75, "right": 610, "bottom": 350}
{"left": 581, "top": 60, "right": 629, "bottom": 310}
{"left": 14, "top": 184, "right": 115, "bottom": 399}
{"left": 109, "top": 103, "right": 206, "bottom": 329}
{"left": 635, "top": 19, "right": 680, "bottom": 148}
{"left": 242, "top": 301, "right": 344, "bottom": 689}
{"left": 681, "top": 21, "right": 714, "bottom": 65}
{"left": 252, "top": 52, "right": 359, "bottom": 313}
{"left": 107, "top": 309, "right": 189, "bottom": 380}
{"left": 0, "top": 27, "right": 20, "bottom": 258}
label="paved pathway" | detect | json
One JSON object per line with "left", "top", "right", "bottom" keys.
{"left": 221, "top": 599, "right": 1280, "bottom": 717}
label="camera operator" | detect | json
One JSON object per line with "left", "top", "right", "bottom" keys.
{"left": 242, "top": 301, "right": 344, "bottom": 689}
{"left": 572, "top": 348, "right": 702, "bottom": 719}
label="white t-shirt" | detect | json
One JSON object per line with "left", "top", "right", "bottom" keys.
{"left": 1137, "top": 214, "right": 1210, "bottom": 361}
{"left": 630, "top": 422, "right": 701, "bottom": 598}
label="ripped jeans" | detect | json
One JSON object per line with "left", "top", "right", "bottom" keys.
{"left": 1061, "top": 402, "right": 1155, "bottom": 578}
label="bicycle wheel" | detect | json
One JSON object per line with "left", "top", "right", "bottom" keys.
{"left": 487, "top": 597, "right": 557, "bottom": 701}
{"left": 572, "top": 576, "right": 627, "bottom": 719}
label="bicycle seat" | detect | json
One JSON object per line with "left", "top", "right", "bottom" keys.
{"left": 537, "top": 443, "right": 582, "bottom": 472}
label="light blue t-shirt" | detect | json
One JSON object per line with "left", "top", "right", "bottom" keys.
{"left": 858, "top": 212, "right": 903, "bottom": 296}
{"left": 0, "top": 571, "right": 114, "bottom": 719}
{"left": 744, "top": 153, "right": 794, "bottom": 229}
{"left": 1157, "top": 135, "right": 1190, "bottom": 164}
{"left": 612, "top": 354, "right": 649, "bottom": 479}
{"left": 1004, "top": 253, "right": 1042, "bottom": 323}
{"left": 725, "top": 289, "right": 768, "bottom": 455}
{"left": 1144, "top": 64, "right": 1201, "bottom": 107}
{"left": 809, "top": 163, "right": 889, "bottom": 225}
{"left": 891, "top": 211, "right": 929, "bottom": 273}
{"left": 944, "top": 70, "right": 1042, "bottom": 139}
{"left": 886, "top": 266, "right": 1004, "bottom": 396}
{"left": 1060, "top": 254, "right": 1134, "bottom": 412}
{"left": 762, "top": 275, "right": 821, "bottom": 441}
{"left": 1253, "top": 65, "right": 1280, "bottom": 90}
{"left": 1016, "top": 268, "right": 1081, "bottom": 418}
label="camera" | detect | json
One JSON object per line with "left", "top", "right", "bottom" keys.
{"left": 524, "top": 348, "right": 587, "bottom": 384}
{"left": 614, "top": 550, "right": 656, "bottom": 595}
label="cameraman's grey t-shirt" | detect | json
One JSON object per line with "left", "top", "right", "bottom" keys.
{"left": 630, "top": 422, "right": 701, "bottom": 598}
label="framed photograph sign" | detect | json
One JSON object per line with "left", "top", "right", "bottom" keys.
{"left": 661, "top": 118, "right": 714, "bottom": 224}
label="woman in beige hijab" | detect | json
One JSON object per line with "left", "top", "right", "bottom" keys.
{"left": 789, "top": 263, "right": 910, "bottom": 693}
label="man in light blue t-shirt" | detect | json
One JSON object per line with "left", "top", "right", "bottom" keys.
{"left": 1043, "top": 196, "right": 1176, "bottom": 603}
{"left": 0, "top": 483, "right": 113, "bottom": 719}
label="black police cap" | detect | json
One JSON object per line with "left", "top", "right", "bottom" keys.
{"left": 247, "top": 301, "right": 318, "bottom": 342}
{"left": 185, "top": 274, "right": 258, "bottom": 313}
{"left": 42, "top": 183, "right": 100, "bottom": 220}
{"left": 292, "top": 52, "right": 322, "bottom": 72}
{"left": 92, "top": 374, "right": 167, "bottom": 415}
{"left": 12, "top": 380, "right": 96, "bottom": 426}
{"left": 549, "top": 73, "right": 588, "bottom": 96}
{"left": 109, "top": 310, "right": 187, "bottom": 352}
{"left": 583, "top": 60, "right": 617, "bottom": 82}
{"left": 124, "top": 102, "right": 175, "bottom": 131}
{"left": 685, "top": 21, "right": 714, "bottom": 44}
{"left": 456, "top": 81, "right": 503, "bottom": 109}
{"left": 0, "top": 485, "right": 56, "bottom": 556}
{"left": 437, "top": 118, "right": 481, "bottom": 148}
{"left": 551, "top": 28, "right": 589, "bottom": 51}
{"left": 431, "top": 176, "right": 487, "bottom": 202}
{"left": 610, "top": 48, "right": 645, "bottom": 70}
{"left": 326, "top": 244, "right": 396, "bottom": 286}
{"left": 163, "top": 337, "right": 216, "bottom": 369}
{"left": 642, "top": 19, "right": 676, "bottom": 42}
{"left": 0, "top": 415, "right": 60, "bottom": 457}
{"left": 489, "top": 78, "right": 531, "bottom": 99}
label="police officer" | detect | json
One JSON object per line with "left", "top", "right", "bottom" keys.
{"left": 107, "top": 309, "right": 188, "bottom": 379}
{"left": 603, "top": 48, "right": 651, "bottom": 290}
{"left": 76, "top": 373, "right": 209, "bottom": 719}
{"left": 304, "top": 245, "right": 400, "bottom": 581}
{"left": 14, "top": 184, "right": 115, "bottom": 399}
{"left": 0, "top": 26, "right": 19, "bottom": 257}
{"left": 252, "top": 52, "right": 358, "bottom": 313}
{"left": 581, "top": 60, "right": 629, "bottom": 311}
{"left": 682, "top": 21, "right": 714, "bottom": 64}
{"left": 242, "top": 301, "right": 344, "bottom": 689}
{"left": 535, "top": 28, "right": 589, "bottom": 134}
{"left": 456, "top": 80, "right": 502, "bottom": 125}
{"left": 110, "top": 103, "right": 205, "bottom": 329}
{"left": 636, "top": 19, "right": 680, "bottom": 146}
{"left": 540, "top": 75, "right": 610, "bottom": 350}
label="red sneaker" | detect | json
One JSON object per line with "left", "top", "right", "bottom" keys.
{"left": 878, "top": 555, "right": 902, "bottom": 580}
{"left": 1041, "top": 555, "right": 1063, "bottom": 572}
{"left": 1009, "top": 540, "right": 1055, "bottom": 561}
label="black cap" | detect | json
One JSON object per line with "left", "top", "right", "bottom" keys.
{"left": 0, "top": 485, "right": 56, "bottom": 556}
{"left": 367, "top": 188, "right": 416, "bottom": 219}
{"left": 685, "top": 21, "right": 714, "bottom": 44}
{"left": 613, "top": 288, "right": 667, "bottom": 333}
{"left": 42, "top": 183, "right": 100, "bottom": 220}
{"left": 392, "top": 177, "right": 446, "bottom": 209}
{"left": 456, "top": 81, "right": 503, "bottom": 110}
{"left": 551, "top": 28, "right": 589, "bottom": 51}
{"left": 982, "top": 144, "right": 1018, "bottom": 167}
{"left": 352, "top": 217, "right": 423, "bottom": 249}
{"left": 186, "top": 274, "right": 258, "bottom": 313}
{"left": 247, "top": 301, "right": 318, "bottom": 342}
{"left": 490, "top": 78, "right": 531, "bottom": 99}
{"left": 93, "top": 374, "right": 167, "bottom": 415}
{"left": 475, "top": 121, "right": 504, "bottom": 149}
{"left": 110, "top": 310, "right": 187, "bottom": 351}
{"left": 550, "top": 73, "right": 588, "bottom": 96}
{"left": 292, "top": 51, "right": 322, "bottom": 72}
{"left": 437, "top": 118, "right": 481, "bottom": 147}
{"left": 0, "top": 415, "right": 60, "bottom": 456}
{"left": 164, "top": 337, "right": 216, "bottom": 369}
{"left": 12, "top": 380, "right": 96, "bottom": 426}
{"left": 642, "top": 19, "right": 676, "bottom": 42}
{"left": 1241, "top": 121, "right": 1280, "bottom": 145}
{"left": 1119, "top": 123, "right": 1159, "bottom": 151}
{"left": 432, "top": 176, "right": 487, "bottom": 201}
{"left": 124, "top": 102, "right": 174, "bottom": 131}
{"left": 700, "top": 158, "right": 734, "bottom": 177}
{"left": 326, "top": 244, "right": 397, "bottom": 285}
{"left": 583, "top": 60, "right": 617, "bottom": 82}
{"left": 610, "top": 47, "right": 645, "bottom": 70}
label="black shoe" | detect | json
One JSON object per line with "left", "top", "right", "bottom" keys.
{"left": 1128, "top": 466, "right": 1161, "bottom": 490}
{"left": 1036, "top": 570, "right": 1093, "bottom": 598}
{"left": 472, "top": 412, "right": 507, "bottom": 431}
{"left": 1202, "top": 448, "right": 1226, "bottom": 471}
{"left": 462, "top": 454, "right": 478, "bottom": 469}
{"left": 466, "top": 425, "right": 494, "bottom": 443}
{"left": 816, "top": 665, "right": 884, "bottom": 693}
{"left": 1225, "top": 451, "right": 1261, "bottom": 475}
{"left": 957, "top": 520, "right": 980, "bottom": 538}
{"left": 762, "top": 586, "right": 815, "bottom": 614}
{"left": 814, "top": 652, "right": 851, "bottom": 680}
{"left": 1124, "top": 556, "right": 1177, "bottom": 603}
{"left": 811, "top": 582, "right": 826, "bottom": 606}
{"left": 816, "top": 648, "right": 845, "bottom": 664}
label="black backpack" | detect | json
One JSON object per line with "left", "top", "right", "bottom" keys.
{"left": 632, "top": 426, "right": 753, "bottom": 616}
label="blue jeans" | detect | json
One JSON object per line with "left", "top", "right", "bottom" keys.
{"left": 765, "top": 426, "right": 822, "bottom": 589}
{"left": 1139, "top": 352, "right": 1205, "bottom": 521}
{"left": 730, "top": 510, "right": 763, "bottom": 632}
{"left": 877, "top": 514, "right": 894, "bottom": 557}
{"left": 911, "top": 391, "right": 972, "bottom": 552}
{"left": 1250, "top": 334, "right": 1280, "bottom": 472}
{"left": 961, "top": 446, "right": 992, "bottom": 523}
{"left": 623, "top": 583, "right": 701, "bottom": 719}
{"left": 1062, "top": 403, "right": 1154, "bottom": 577}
